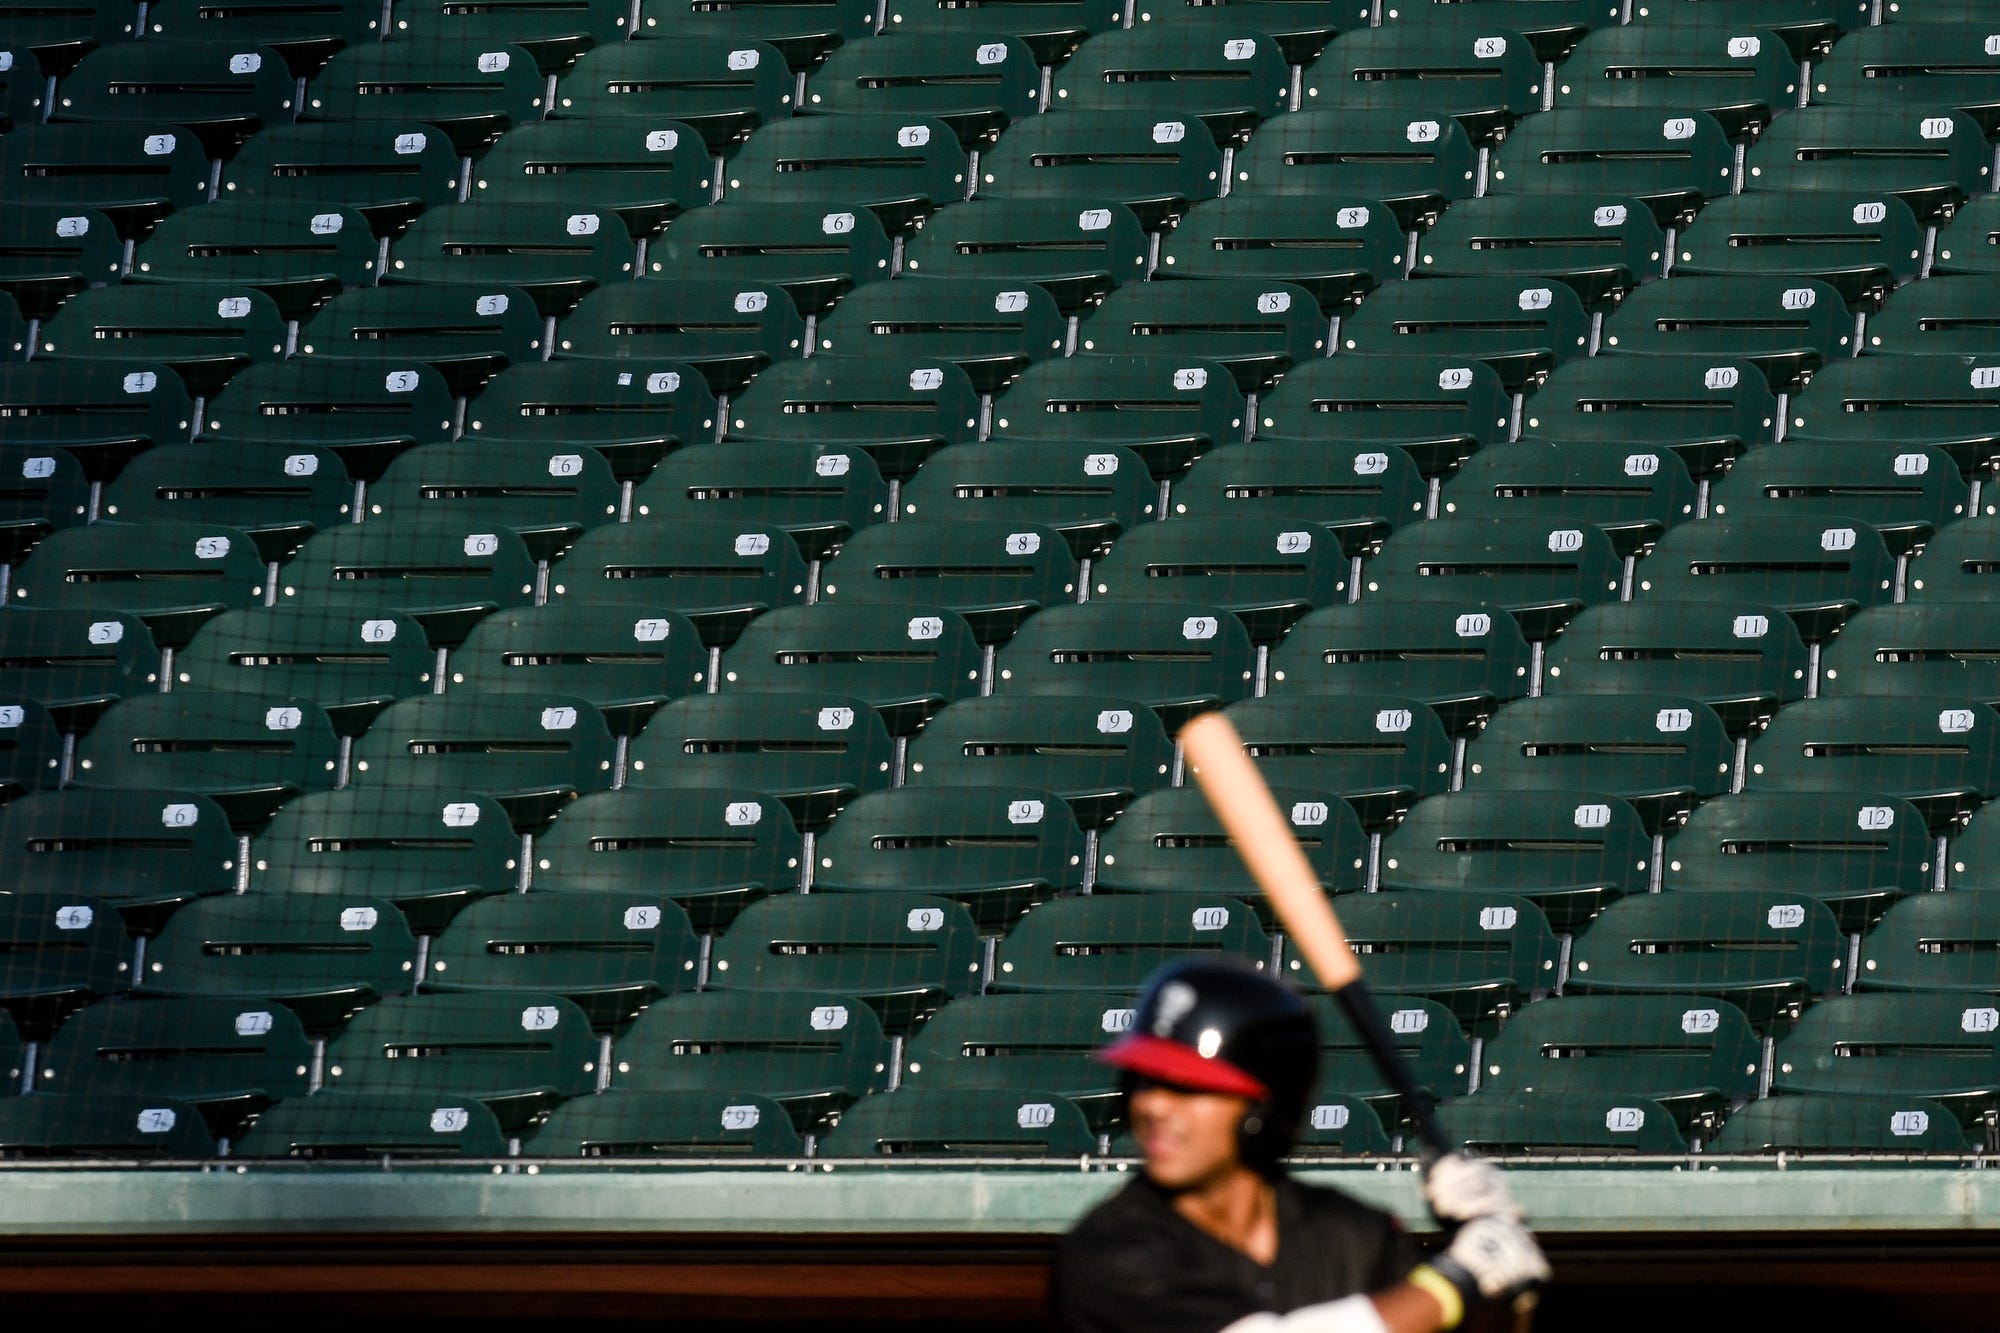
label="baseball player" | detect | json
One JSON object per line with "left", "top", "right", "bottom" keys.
{"left": 1053, "top": 960, "right": 1548, "bottom": 1333}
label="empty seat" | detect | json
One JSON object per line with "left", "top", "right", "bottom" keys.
{"left": 726, "top": 355, "right": 982, "bottom": 478}
{"left": 0, "top": 698, "right": 62, "bottom": 797}
{"left": 39, "top": 996, "right": 313, "bottom": 1117}
{"left": 980, "top": 111, "right": 1220, "bottom": 230}
{"left": 818, "top": 1086, "right": 1097, "bottom": 1157}
{"left": 276, "top": 520, "right": 537, "bottom": 644}
{"left": 205, "top": 359, "right": 457, "bottom": 478}
{"left": 1441, "top": 441, "right": 1697, "bottom": 559}
{"left": 426, "top": 892, "right": 700, "bottom": 1028}
{"left": 994, "top": 601, "right": 1252, "bottom": 726}
{"left": 1267, "top": 602, "right": 1532, "bottom": 731}
{"left": 1384, "top": 790, "right": 1651, "bottom": 930}
{"left": 322, "top": 992, "right": 597, "bottom": 1127}
{"left": 1096, "top": 784, "right": 1370, "bottom": 909}
{"left": 1480, "top": 994, "right": 1761, "bottom": 1127}
{"left": 1791, "top": 356, "right": 2000, "bottom": 476}
{"left": 1440, "top": 1094, "right": 1687, "bottom": 1155}
{"left": 1169, "top": 440, "right": 1428, "bottom": 549}
{"left": 1490, "top": 108, "right": 1733, "bottom": 226}
{"left": 1631, "top": 0, "right": 1856, "bottom": 62}
{"left": 142, "top": 0, "right": 383, "bottom": 65}
{"left": 0, "top": 204, "right": 124, "bottom": 318}
{"left": 992, "top": 353, "right": 1246, "bottom": 476}
{"left": 883, "top": 0, "right": 1118, "bottom": 64}
{"left": 1159, "top": 195, "right": 1406, "bottom": 312}
{"left": 0, "top": 608, "right": 159, "bottom": 722}
{"left": 1306, "top": 992, "right": 1473, "bottom": 1115}
{"left": 1815, "top": 23, "right": 2000, "bottom": 133}
{"left": 1465, "top": 694, "right": 1733, "bottom": 828}
{"left": 39, "top": 283, "right": 288, "bottom": 395}
{"left": 1233, "top": 109, "right": 1477, "bottom": 232}
{"left": 219, "top": 122, "right": 464, "bottom": 224}
{"left": 0, "top": 359, "right": 194, "bottom": 475}
{"left": 1747, "top": 107, "right": 1987, "bottom": 223}
{"left": 465, "top": 358, "right": 720, "bottom": 479}
{"left": 0, "top": 444, "right": 89, "bottom": 563}
{"left": 727, "top": 601, "right": 979, "bottom": 734}
{"left": 905, "top": 694, "right": 1175, "bottom": 826}
{"left": 1666, "top": 791, "right": 1929, "bottom": 931}
{"left": 1708, "top": 1093, "right": 1970, "bottom": 1154}
{"left": 174, "top": 606, "right": 430, "bottom": 732}
{"left": 710, "top": 893, "right": 980, "bottom": 1029}
{"left": 305, "top": 40, "right": 546, "bottom": 152}
{"left": 73, "top": 692, "right": 339, "bottom": 823}
{"left": 1050, "top": 24, "right": 1291, "bottom": 141}
{"left": 1283, "top": 892, "right": 1560, "bottom": 1031}
{"left": 0, "top": 895, "right": 131, "bottom": 1038}
{"left": 634, "top": 442, "right": 887, "bottom": 562}
{"left": 138, "top": 893, "right": 417, "bottom": 1028}
{"left": 1676, "top": 192, "right": 1923, "bottom": 307}
{"left": 553, "top": 37, "right": 793, "bottom": 152}
{"left": 0, "top": 37, "right": 44, "bottom": 130}
{"left": 390, "top": 0, "right": 630, "bottom": 67}
{"left": 816, "top": 519, "right": 1079, "bottom": 643}
{"left": 1774, "top": 993, "right": 2000, "bottom": 1124}
{"left": 1568, "top": 890, "right": 1844, "bottom": 1029}
{"left": 53, "top": 40, "right": 295, "bottom": 152}
{"left": 899, "top": 992, "right": 1124, "bottom": 1120}
{"left": 12, "top": 520, "right": 263, "bottom": 647}
{"left": 900, "top": 442, "right": 1153, "bottom": 558}
{"left": 0, "top": 789, "right": 238, "bottom": 921}
{"left": 1911, "top": 517, "right": 2000, "bottom": 601}
{"left": 101, "top": 443, "right": 351, "bottom": 562}
{"left": 1079, "top": 281, "right": 1323, "bottom": 392}
{"left": 0, "top": 123, "right": 213, "bottom": 230}
{"left": 901, "top": 198, "right": 1149, "bottom": 313}
{"left": 1258, "top": 354, "right": 1510, "bottom": 477}
{"left": 1525, "top": 355, "right": 1780, "bottom": 478}
{"left": 633, "top": 0, "right": 877, "bottom": 69}
{"left": 1747, "top": 697, "right": 2000, "bottom": 826}
{"left": 1302, "top": 25, "right": 1543, "bottom": 142}
{"left": 234, "top": 1092, "right": 512, "bottom": 1158}
{"left": 299, "top": 284, "right": 545, "bottom": 394}
{"left": 1363, "top": 516, "right": 1623, "bottom": 641}
{"left": 816, "top": 277, "right": 1066, "bottom": 393}
{"left": 366, "top": 438, "right": 623, "bottom": 552}
{"left": 448, "top": 604, "right": 705, "bottom": 733}
{"left": 1634, "top": 516, "right": 1896, "bottom": 640}
{"left": 1600, "top": 276, "right": 1850, "bottom": 392}
{"left": 1859, "top": 894, "right": 2000, "bottom": 998}
{"left": 804, "top": 33, "right": 1041, "bottom": 143}
{"left": 625, "top": 691, "right": 895, "bottom": 826}
{"left": 1819, "top": 605, "right": 2000, "bottom": 704}
{"left": 0, "top": 1094, "right": 216, "bottom": 1159}
{"left": 553, "top": 518, "right": 808, "bottom": 646}
{"left": 612, "top": 989, "right": 892, "bottom": 1127}
{"left": 1218, "top": 695, "right": 1452, "bottom": 826}
{"left": 1417, "top": 195, "right": 1664, "bottom": 306}
{"left": 1544, "top": 601, "right": 1807, "bottom": 732}
{"left": 812, "top": 784, "right": 1084, "bottom": 925}
{"left": 252, "top": 789, "right": 520, "bottom": 932}
{"left": 349, "top": 693, "right": 618, "bottom": 824}
{"left": 1937, "top": 194, "right": 2000, "bottom": 276}
{"left": 132, "top": 199, "right": 377, "bottom": 318}
{"left": 389, "top": 202, "right": 635, "bottom": 313}
{"left": 1952, "top": 801, "right": 2000, "bottom": 893}
{"left": 1088, "top": 518, "right": 1354, "bottom": 638}
{"left": 1554, "top": 23, "right": 1797, "bottom": 138}
{"left": 992, "top": 894, "right": 1270, "bottom": 991}
{"left": 648, "top": 201, "right": 893, "bottom": 314}
{"left": 1338, "top": 277, "right": 1590, "bottom": 392}
{"left": 531, "top": 787, "right": 803, "bottom": 930}
{"left": 1868, "top": 275, "right": 2000, "bottom": 360}
{"left": 528, "top": 1088, "right": 803, "bottom": 1156}
{"left": 560, "top": 278, "right": 804, "bottom": 396}
{"left": 726, "top": 113, "right": 966, "bottom": 233}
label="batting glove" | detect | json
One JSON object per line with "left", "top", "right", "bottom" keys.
{"left": 1419, "top": 1214, "right": 1551, "bottom": 1325}
{"left": 1423, "top": 1152, "right": 1522, "bottom": 1224}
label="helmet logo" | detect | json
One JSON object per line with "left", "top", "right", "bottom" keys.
{"left": 1153, "top": 981, "right": 1198, "bottom": 1036}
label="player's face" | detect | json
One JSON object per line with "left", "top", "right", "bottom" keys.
{"left": 1128, "top": 1081, "right": 1254, "bottom": 1192}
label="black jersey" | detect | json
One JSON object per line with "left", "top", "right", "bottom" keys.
{"left": 1052, "top": 1175, "right": 1421, "bottom": 1333}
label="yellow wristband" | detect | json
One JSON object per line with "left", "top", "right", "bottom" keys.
{"left": 1407, "top": 1265, "right": 1465, "bottom": 1332}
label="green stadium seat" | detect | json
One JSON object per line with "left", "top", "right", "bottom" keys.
{"left": 276, "top": 520, "right": 538, "bottom": 644}
{"left": 561, "top": 278, "right": 805, "bottom": 396}
{"left": 1555, "top": 24, "right": 1795, "bottom": 138}
{"left": 466, "top": 358, "right": 719, "bottom": 480}
{"left": 904, "top": 694, "right": 1175, "bottom": 826}
{"left": 1568, "top": 890, "right": 1845, "bottom": 1030}
{"left": 634, "top": 0, "right": 878, "bottom": 70}
{"left": 1937, "top": 194, "right": 2000, "bottom": 276}
{"left": 141, "top": 0, "right": 383, "bottom": 68}
{"left": 528, "top": 1089, "right": 803, "bottom": 1156}
{"left": 233, "top": 1092, "right": 512, "bottom": 1158}
{"left": 1266, "top": 602, "right": 1533, "bottom": 732}
{"left": 1219, "top": 694, "right": 1453, "bottom": 826}
{"left": 647, "top": 201, "right": 894, "bottom": 314}
{"left": 0, "top": 698, "right": 62, "bottom": 796}
{"left": 1867, "top": 275, "right": 2000, "bottom": 360}
{"left": 552, "top": 518, "right": 809, "bottom": 646}
{"left": 0, "top": 360, "right": 194, "bottom": 476}
{"left": 174, "top": 606, "right": 431, "bottom": 733}
{"left": 1708, "top": 1093, "right": 1971, "bottom": 1154}
{"left": 992, "top": 893, "right": 1270, "bottom": 991}
{"left": 1380, "top": 790, "right": 1650, "bottom": 930}
{"left": 13, "top": 520, "right": 263, "bottom": 648}
{"left": 1749, "top": 697, "right": 2000, "bottom": 827}
{"left": 0, "top": 895, "right": 130, "bottom": 1038}
{"left": 1169, "top": 440, "right": 1428, "bottom": 550}
{"left": 812, "top": 784, "right": 1084, "bottom": 925}
{"left": 1666, "top": 791, "right": 1928, "bottom": 931}
{"left": 366, "top": 439, "right": 623, "bottom": 555}
{"left": 1416, "top": 195, "right": 1666, "bottom": 306}
{"left": 1911, "top": 517, "right": 2000, "bottom": 601}
{"left": 390, "top": 0, "right": 631, "bottom": 68}
{"left": 1337, "top": 277, "right": 1590, "bottom": 393}
{"left": 992, "top": 353, "right": 1246, "bottom": 477}
{"left": 1820, "top": 605, "right": 2000, "bottom": 704}
{"left": 1600, "top": 276, "right": 1850, "bottom": 393}
{"left": 817, "top": 277, "right": 1066, "bottom": 393}
{"left": 1290, "top": 1090, "right": 1394, "bottom": 1157}
{"left": 625, "top": 691, "right": 895, "bottom": 826}
{"left": 0, "top": 205, "right": 124, "bottom": 319}
{"left": 1631, "top": 0, "right": 1858, "bottom": 61}
{"left": 0, "top": 123, "right": 213, "bottom": 231}
{"left": 1258, "top": 354, "right": 1510, "bottom": 478}
{"left": 1544, "top": 601, "right": 1807, "bottom": 732}
{"left": 1233, "top": 109, "right": 1477, "bottom": 233}
{"left": 38, "top": 997, "right": 313, "bottom": 1124}
{"left": 1465, "top": 694, "right": 1733, "bottom": 829}
{"left": 1707, "top": 443, "right": 1965, "bottom": 557}
{"left": 720, "top": 603, "right": 981, "bottom": 734}
{"left": 1087, "top": 517, "right": 1353, "bottom": 639}
{"left": 1362, "top": 516, "right": 1623, "bottom": 641}
{"left": 0, "top": 1094, "right": 217, "bottom": 1158}
{"left": 426, "top": 892, "right": 701, "bottom": 1028}
{"left": 52, "top": 40, "right": 296, "bottom": 153}
{"left": 131, "top": 199, "right": 377, "bottom": 318}
{"left": 979, "top": 111, "right": 1222, "bottom": 230}
{"left": 1490, "top": 108, "right": 1734, "bottom": 227}
{"left": 349, "top": 693, "right": 618, "bottom": 825}
{"left": 448, "top": 604, "right": 705, "bottom": 734}
{"left": 1078, "top": 280, "right": 1324, "bottom": 392}
{"left": 899, "top": 992, "right": 1123, "bottom": 1121}
{"left": 804, "top": 34, "right": 1041, "bottom": 144}
{"left": 299, "top": 284, "right": 545, "bottom": 395}
{"left": 252, "top": 789, "right": 519, "bottom": 932}
{"left": 899, "top": 441, "right": 1153, "bottom": 558}
{"left": 0, "top": 38, "right": 44, "bottom": 130}
{"left": 1677, "top": 192, "right": 1924, "bottom": 308}
{"left": 1158, "top": 195, "right": 1407, "bottom": 312}
{"left": 1952, "top": 801, "right": 2000, "bottom": 893}
{"left": 1480, "top": 994, "right": 1761, "bottom": 1129}
{"left": 0, "top": 609, "right": 158, "bottom": 724}
{"left": 1096, "top": 784, "right": 1369, "bottom": 909}
{"left": 38, "top": 283, "right": 289, "bottom": 395}
{"left": 531, "top": 787, "right": 803, "bottom": 930}
{"left": 1304, "top": 993, "right": 1472, "bottom": 1116}
{"left": 1635, "top": 516, "right": 1896, "bottom": 641}
{"left": 725, "top": 113, "right": 967, "bottom": 233}
{"left": 137, "top": 893, "right": 418, "bottom": 1029}
{"left": 817, "top": 518, "right": 1078, "bottom": 643}
{"left": 1127, "top": 0, "right": 1346, "bottom": 63}
{"left": 1791, "top": 355, "right": 2000, "bottom": 476}
{"left": 1748, "top": 107, "right": 1987, "bottom": 224}
{"left": 1859, "top": 894, "right": 2000, "bottom": 997}
{"left": 305, "top": 40, "right": 546, "bottom": 153}
{"left": 1049, "top": 23, "right": 1292, "bottom": 141}
{"left": 1440, "top": 1094, "right": 1687, "bottom": 1155}
{"left": 818, "top": 1086, "right": 1097, "bottom": 1157}
{"left": 1282, "top": 892, "right": 1560, "bottom": 1031}
{"left": 220, "top": 122, "right": 465, "bottom": 226}
{"left": 710, "top": 893, "right": 980, "bottom": 1029}
{"left": 0, "top": 445, "right": 89, "bottom": 563}
{"left": 634, "top": 442, "right": 887, "bottom": 562}
{"left": 900, "top": 198, "right": 1149, "bottom": 313}
{"left": 1440, "top": 441, "right": 1697, "bottom": 560}
{"left": 726, "top": 355, "right": 982, "bottom": 478}
{"left": 204, "top": 359, "right": 458, "bottom": 480}
{"left": 994, "top": 600, "right": 1256, "bottom": 727}
{"left": 884, "top": 0, "right": 1119, "bottom": 63}
{"left": 388, "top": 201, "right": 636, "bottom": 314}
{"left": 0, "top": 789, "right": 237, "bottom": 922}
{"left": 553, "top": 38, "right": 793, "bottom": 153}
{"left": 612, "top": 989, "right": 892, "bottom": 1128}
{"left": 1774, "top": 993, "right": 2000, "bottom": 1125}
{"left": 1384, "top": 0, "right": 1613, "bottom": 62}
{"left": 1302, "top": 25, "right": 1543, "bottom": 143}
{"left": 322, "top": 992, "right": 598, "bottom": 1128}
{"left": 0, "top": 289, "right": 23, "bottom": 359}
{"left": 101, "top": 443, "right": 351, "bottom": 562}
{"left": 1815, "top": 24, "right": 2000, "bottom": 135}
{"left": 73, "top": 692, "right": 339, "bottom": 822}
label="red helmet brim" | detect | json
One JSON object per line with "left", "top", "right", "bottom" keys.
{"left": 1096, "top": 1033, "right": 1270, "bottom": 1099}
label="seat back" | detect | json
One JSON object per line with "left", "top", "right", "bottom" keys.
{"left": 625, "top": 690, "right": 896, "bottom": 826}
{"left": 0, "top": 609, "right": 158, "bottom": 713}
{"left": 41, "top": 996, "right": 313, "bottom": 1104}
{"left": 0, "top": 789, "right": 238, "bottom": 910}
{"left": 1268, "top": 602, "right": 1533, "bottom": 726}
{"left": 74, "top": 692, "right": 341, "bottom": 804}
{"left": 175, "top": 606, "right": 432, "bottom": 719}
{"left": 221, "top": 122, "right": 464, "bottom": 214}
{"left": 818, "top": 1087, "right": 1098, "bottom": 1156}
{"left": 554, "top": 37, "right": 794, "bottom": 150}
{"left": 904, "top": 694, "right": 1174, "bottom": 826}
{"left": 1337, "top": 276, "right": 1590, "bottom": 390}
{"left": 1677, "top": 191, "right": 1923, "bottom": 305}
{"left": 901, "top": 198, "right": 1149, "bottom": 312}
{"left": 1235, "top": 109, "right": 1476, "bottom": 230}
{"left": 349, "top": 693, "right": 618, "bottom": 804}
{"left": 1159, "top": 194, "right": 1405, "bottom": 309}
{"left": 1774, "top": 993, "right": 2000, "bottom": 1119}
{"left": 1416, "top": 194, "right": 1665, "bottom": 303}
{"left": 1490, "top": 107, "right": 1733, "bottom": 223}
{"left": 560, "top": 278, "right": 804, "bottom": 393}
{"left": 1544, "top": 601, "right": 1808, "bottom": 728}
{"left": 450, "top": 604, "right": 705, "bottom": 720}
{"left": 140, "top": 893, "right": 418, "bottom": 1025}
{"left": 1220, "top": 695, "right": 1453, "bottom": 824}
{"left": 995, "top": 601, "right": 1256, "bottom": 718}
{"left": 721, "top": 603, "right": 982, "bottom": 732}
{"left": 647, "top": 201, "right": 893, "bottom": 313}
{"left": 993, "top": 894, "right": 1270, "bottom": 991}
{"left": 1480, "top": 994, "right": 1762, "bottom": 1116}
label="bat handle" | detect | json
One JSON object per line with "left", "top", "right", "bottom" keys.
{"left": 1332, "top": 980, "right": 1453, "bottom": 1162}
{"left": 1512, "top": 1289, "right": 1540, "bottom": 1333}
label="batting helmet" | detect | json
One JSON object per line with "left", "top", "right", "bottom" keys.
{"left": 1099, "top": 959, "right": 1318, "bottom": 1175}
